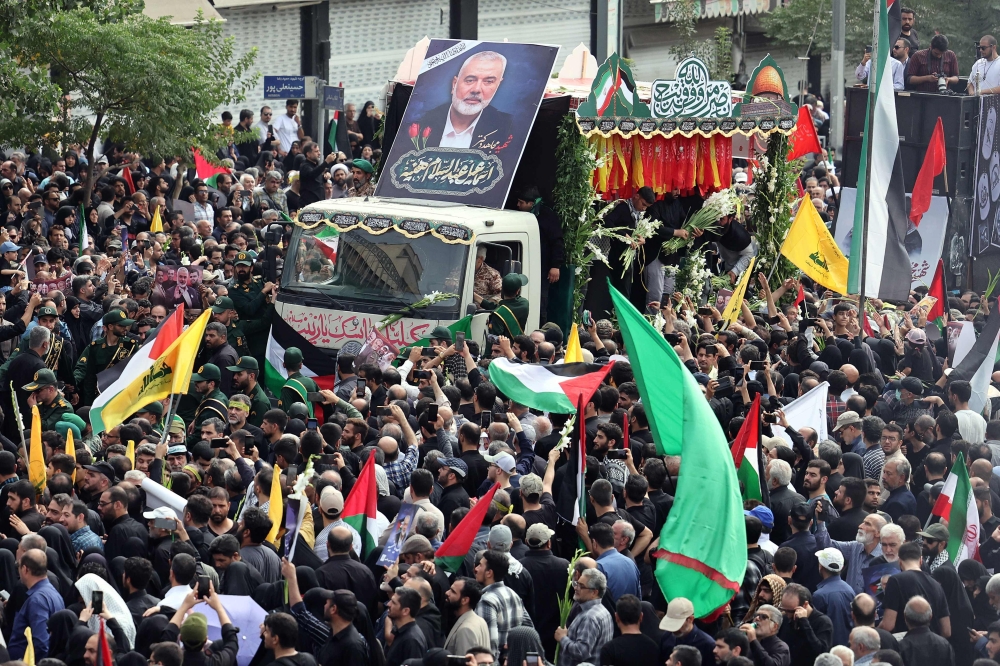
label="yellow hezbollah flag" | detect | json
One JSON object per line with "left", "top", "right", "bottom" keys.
{"left": 126, "top": 439, "right": 135, "bottom": 468}
{"left": 564, "top": 324, "right": 583, "bottom": 363}
{"left": 29, "top": 405, "right": 45, "bottom": 497}
{"left": 65, "top": 427, "right": 76, "bottom": 482}
{"left": 96, "top": 310, "right": 211, "bottom": 433}
{"left": 24, "top": 627, "right": 34, "bottom": 666}
{"left": 721, "top": 256, "right": 757, "bottom": 329}
{"left": 266, "top": 463, "right": 283, "bottom": 545}
{"left": 150, "top": 205, "right": 163, "bottom": 233}
{"left": 781, "top": 198, "right": 849, "bottom": 294}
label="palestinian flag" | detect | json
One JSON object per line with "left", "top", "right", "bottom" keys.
{"left": 264, "top": 318, "right": 338, "bottom": 397}
{"left": 846, "top": 0, "right": 911, "bottom": 303}
{"left": 328, "top": 110, "right": 340, "bottom": 154}
{"left": 610, "top": 283, "right": 746, "bottom": 619}
{"left": 489, "top": 357, "right": 615, "bottom": 414}
{"left": 435, "top": 483, "right": 500, "bottom": 572}
{"left": 927, "top": 258, "right": 947, "bottom": 333}
{"left": 343, "top": 454, "right": 379, "bottom": 559}
{"left": 595, "top": 65, "right": 635, "bottom": 116}
{"left": 192, "top": 148, "right": 229, "bottom": 185}
{"left": 950, "top": 306, "right": 1000, "bottom": 414}
{"left": 946, "top": 453, "right": 980, "bottom": 564}
{"left": 731, "top": 395, "right": 767, "bottom": 503}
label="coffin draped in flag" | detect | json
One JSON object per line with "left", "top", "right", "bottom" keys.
{"left": 488, "top": 358, "right": 614, "bottom": 414}
{"left": 610, "top": 284, "right": 746, "bottom": 618}
{"left": 264, "top": 317, "right": 339, "bottom": 397}
{"left": 847, "top": 0, "right": 912, "bottom": 303}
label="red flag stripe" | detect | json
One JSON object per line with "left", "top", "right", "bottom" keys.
{"left": 928, "top": 258, "right": 946, "bottom": 323}
{"left": 150, "top": 304, "right": 184, "bottom": 358}
{"left": 730, "top": 395, "right": 760, "bottom": 468}
{"left": 787, "top": 106, "right": 823, "bottom": 161}
{"left": 651, "top": 549, "right": 741, "bottom": 593}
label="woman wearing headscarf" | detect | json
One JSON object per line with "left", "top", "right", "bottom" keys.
{"left": 358, "top": 102, "right": 381, "bottom": 150}
{"left": 75, "top": 572, "right": 136, "bottom": 651}
{"left": 841, "top": 453, "right": 865, "bottom": 480}
{"left": 55, "top": 614, "right": 95, "bottom": 666}
{"left": 53, "top": 206, "right": 77, "bottom": 241}
{"left": 959, "top": 559, "right": 998, "bottom": 629}
{"left": 40, "top": 525, "right": 78, "bottom": 602}
{"left": 63, "top": 151, "right": 82, "bottom": 180}
{"left": 506, "top": 626, "right": 552, "bottom": 666}
{"left": 741, "top": 574, "right": 787, "bottom": 626}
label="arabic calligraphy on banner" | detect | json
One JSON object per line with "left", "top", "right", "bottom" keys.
{"left": 651, "top": 58, "right": 733, "bottom": 119}
{"left": 388, "top": 149, "right": 505, "bottom": 196}
{"left": 284, "top": 305, "right": 432, "bottom": 348}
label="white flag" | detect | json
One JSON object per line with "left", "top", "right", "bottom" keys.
{"left": 775, "top": 381, "right": 830, "bottom": 447}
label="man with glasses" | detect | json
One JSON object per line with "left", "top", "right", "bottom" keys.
{"left": 856, "top": 40, "right": 906, "bottom": 89}
{"left": 42, "top": 189, "right": 61, "bottom": 231}
{"left": 970, "top": 36, "right": 1000, "bottom": 95}
{"left": 776, "top": 584, "right": 832, "bottom": 665}
{"left": 554, "top": 568, "right": 613, "bottom": 666}
{"left": 738, "top": 604, "right": 790, "bottom": 666}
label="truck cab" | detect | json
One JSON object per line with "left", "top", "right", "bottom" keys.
{"left": 278, "top": 197, "right": 541, "bottom": 352}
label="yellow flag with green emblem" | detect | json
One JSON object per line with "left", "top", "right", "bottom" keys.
{"left": 266, "top": 463, "right": 283, "bottom": 545}
{"left": 781, "top": 198, "right": 849, "bottom": 294}
{"left": 29, "top": 405, "right": 45, "bottom": 498}
{"left": 721, "top": 257, "right": 757, "bottom": 329}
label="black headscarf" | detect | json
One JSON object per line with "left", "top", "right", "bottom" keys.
{"left": 48, "top": 609, "right": 83, "bottom": 663}
{"left": 133, "top": 614, "right": 169, "bottom": 658}
{"left": 65, "top": 622, "right": 96, "bottom": 666}
{"left": 842, "top": 453, "right": 865, "bottom": 480}
{"left": 358, "top": 101, "right": 379, "bottom": 148}
{"left": 41, "top": 526, "right": 78, "bottom": 602}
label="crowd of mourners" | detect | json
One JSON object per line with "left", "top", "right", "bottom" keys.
{"left": 1, "top": 91, "right": 1000, "bottom": 666}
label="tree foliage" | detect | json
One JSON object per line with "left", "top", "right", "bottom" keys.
{"left": 0, "top": 1, "right": 258, "bottom": 198}
{"left": 761, "top": 0, "right": 1000, "bottom": 67}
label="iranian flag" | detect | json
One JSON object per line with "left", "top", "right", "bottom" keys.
{"left": 343, "top": 454, "right": 379, "bottom": 559}
{"left": 435, "top": 483, "right": 500, "bottom": 572}
{"left": 489, "top": 357, "right": 615, "bottom": 414}
{"left": 731, "top": 395, "right": 767, "bottom": 503}
{"left": 846, "top": 0, "right": 912, "bottom": 303}
{"left": 264, "top": 318, "right": 338, "bottom": 397}
{"left": 945, "top": 453, "right": 980, "bottom": 564}
{"left": 595, "top": 65, "right": 634, "bottom": 115}
{"left": 927, "top": 258, "right": 946, "bottom": 333}
{"left": 313, "top": 227, "right": 339, "bottom": 263}
{"left": 610, "top": 283, "right": 746, "bottom": 619}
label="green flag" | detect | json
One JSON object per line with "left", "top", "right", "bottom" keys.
{"left": 610, "top": 282, "right": 746, "bottom": 618}
{"left": 408, "top": 315, "right": 475, "bottom": 348}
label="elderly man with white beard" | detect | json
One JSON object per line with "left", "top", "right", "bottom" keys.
{"left": 815, "top": 507, "right": 887, "bottom": 593}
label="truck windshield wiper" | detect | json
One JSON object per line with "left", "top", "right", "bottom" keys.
{"left": 291, "top": 284, "right": 350, "bottom": 311}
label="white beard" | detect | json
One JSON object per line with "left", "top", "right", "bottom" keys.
{"left": 451, "top": 86, "right": 488, "bottom": 117}
{"left": 856, "top": 530, "right": 873, "bottom": 545}
{"left": 883, "top": 553, "right": 899, "bottom": 563}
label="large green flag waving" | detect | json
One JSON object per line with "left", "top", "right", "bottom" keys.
{"left": 610, "top": 282, "right": 746, "bottom": 618}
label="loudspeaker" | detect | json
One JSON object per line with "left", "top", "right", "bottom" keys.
{"left": 840, "top": 87, "right": 978, "bottom": 197}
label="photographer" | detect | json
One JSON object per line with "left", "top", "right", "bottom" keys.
{"left": 905, "top": 34, "right": 960, "bottom": 92}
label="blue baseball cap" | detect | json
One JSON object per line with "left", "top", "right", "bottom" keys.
{"left": 745, "top": 505, "right": 775, "bottom": 529}
{"left": 0, "top": 242, "right": 19, "bottom": 253}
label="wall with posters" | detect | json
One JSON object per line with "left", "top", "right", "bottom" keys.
{"left": 834, "top": 187, "right": 948, "bottom": 291}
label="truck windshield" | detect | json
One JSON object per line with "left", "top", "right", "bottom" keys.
{"left": 287, "top": 225, "right": 466, "bottom": 309}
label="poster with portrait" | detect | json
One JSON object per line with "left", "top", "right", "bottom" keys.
{"left": 834, "top": 188, "right": 948, "bottom": 291}
{"left": 151, "top": 264, "right": 204, "bottom": 310}
{"left": 971, "top": 94, "right": 1000, "bottom": 255}
{"left": 30, "top": 272, "right": 73, "bottom": 296}
{"left": 376, "top": 503, "right": 419, "bottom": 567}
{"left": 354, "top": 326, "right": 399, "bottom": 372}
{"left": 376, "top": 40, "right": 559, "bottom": 208}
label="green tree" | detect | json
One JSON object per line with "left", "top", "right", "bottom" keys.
{"left": 0, "top": 2, "right": 258, "bottom": 200}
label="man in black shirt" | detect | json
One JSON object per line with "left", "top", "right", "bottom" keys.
{"left": 385, "top": 587, "right": 427, "bottom": 666}
{"left": 437, "top": 458, "right": 471, "bottom": 530}
{"left": 776, "top": 583, "right": 833, "bottom": 665}
{"left": 829, "top": 477, "right": 869, "bottom": 541}
{"left": 879, "top": 542, "right": 951, "bottom": 638}
{"left": 600, "top": 594, "right": 660, "bottom": 666}
{"left": 520, "top": 523, "right": 568, "bottom": 660}
{"left": 710, "top": 628, "right": 750, "bottom": 664}
{"left": 284, "top": 559, "right": 370, "bottom": 666}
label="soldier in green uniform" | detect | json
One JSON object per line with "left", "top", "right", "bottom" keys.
{"left": 227, "top": 356, "right": 271, "bottom": 427}
{"left": 211, "top": 297, "right": 250, "bottom": 358}
{"left": 278, "top": 347, "right": 318, "bottom": 413}
{"left": 23, "top": 368, "right": 72, "bottom": 431}
{"left": 229, "top": 252, "right": 276, "bottom": 365}
{"left": 484, "top": 273, "right": 531, "bottom": 337}
{"left": 187, "top": 364, "right": 228, "bottom": 446}
{"left": 74, "top": 310, "right": 139, "bottom": 406}
{"left": 134, "top": 401, "right": 164, "bottom": 438}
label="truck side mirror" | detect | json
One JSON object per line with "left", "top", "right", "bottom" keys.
{"left": 503, "top": 259, "right": 522, "bottom": 276}
{"left": 466, "top": 303, "right": 479, "bottom": 316}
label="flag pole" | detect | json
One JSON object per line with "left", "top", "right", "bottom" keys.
{"left": 159, "top": 394, "right": 177, "bottom": 445}
{"left": 856, "top": 0, "right": 880, "bottom": 352}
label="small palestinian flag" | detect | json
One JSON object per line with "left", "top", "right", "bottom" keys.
{"left": 435, "top": 483, "right": 500, "bottom": 572}
{"left": 730, "top": 395, "right": 767, "bottom": 503}
{"left": 264, "top": 318, "right": 338, "bottom": 397}
{"left": 488, "top": 357, "right": 615, "bottom": 414}
{"left": 927, "top": 258, "right": 946, "bottom": 334}
{"left": 343, "top": 454, "right": 380, "bottom": 559}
